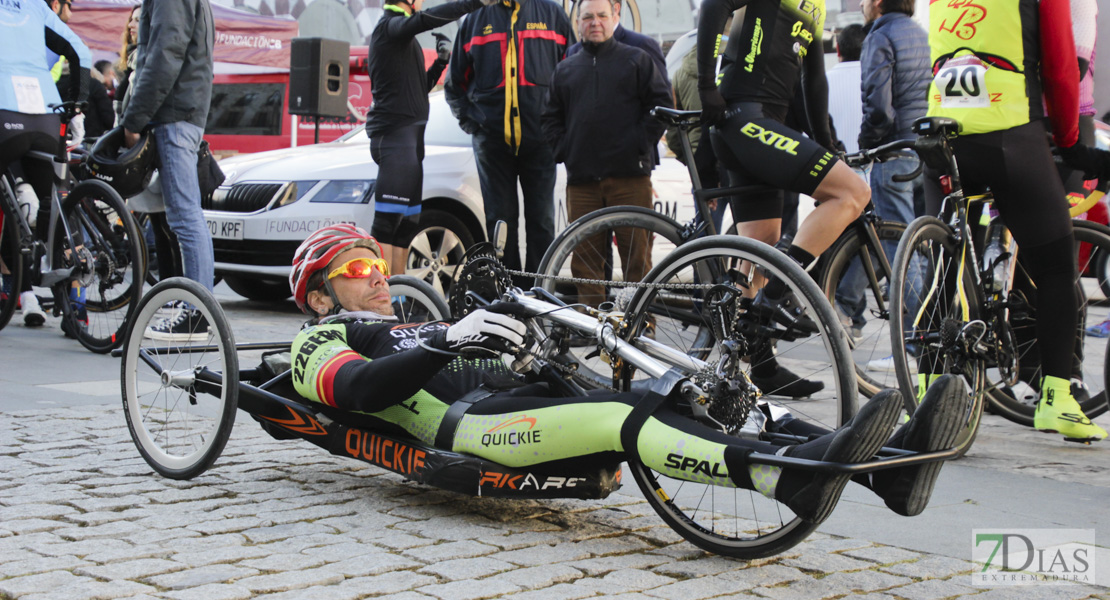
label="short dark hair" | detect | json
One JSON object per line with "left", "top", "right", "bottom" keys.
{"left": 836, "top": 24, "right": 865, "bottom": 62}
{"left": 94, "top": 60, "right": 113, "bottom": 74}
{"left": 881, "top": 0, "right": 915, "bottom": 16}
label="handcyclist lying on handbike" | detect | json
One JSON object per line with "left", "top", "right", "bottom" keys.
{"left": 288, "top": 224, "right": 965, "bottom": 523}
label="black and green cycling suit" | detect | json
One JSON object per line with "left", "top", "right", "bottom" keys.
{"left": 697, "top": 0, "right": 836, "bottom": 221}
{"left": 291, "top": 316, "right": 828, "bottom": 492}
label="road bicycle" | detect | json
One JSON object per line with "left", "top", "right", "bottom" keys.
{"left": 0, "top": 103, "right": 146, "bottom": 352}
{"left": 118, "top": 246, "right": 958, "bottom": 559}
{"left": 872, "top": 117, "right": 1110, "bottom": 452}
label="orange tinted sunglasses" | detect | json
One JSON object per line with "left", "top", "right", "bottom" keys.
{"left": 327, "top": 257, "right": 390, "bottom": 281}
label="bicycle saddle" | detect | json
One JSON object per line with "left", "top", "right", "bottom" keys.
{"left": 912, "top": 117, "right": 961, "bottom": 137}
{"left": 651, "top": 107, "right": 703, "bottom": 129}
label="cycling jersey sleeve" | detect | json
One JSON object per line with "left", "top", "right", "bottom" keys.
{"left": 802, "top": 33, "right": 833, "bottom": 151}
{"left": 696, "top": 0, "right": 748, "bottom": 90}
{"left": 1040, "top": 0, "right": 1079, "bottom": 148}
{"left": 427, "top": 58, "right": 448, "bottom": 93}
{"left": 385, "top": 0, "right": 484, "bottom": 41}
{"left": 44, "top": 10, "right": 90, "bottom": 104}
{"left": 293, "top": 321, "right": 454, "bottom": 412}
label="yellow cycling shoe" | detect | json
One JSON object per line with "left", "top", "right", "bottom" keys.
{"left": 1034, "top": 384, "right": 1108, "bottom": 443}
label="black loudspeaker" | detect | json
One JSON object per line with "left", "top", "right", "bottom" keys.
{"left": 289, "top": 37, "right": 350, "bottom": 118}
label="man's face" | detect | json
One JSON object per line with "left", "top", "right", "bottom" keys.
{"left": 860, "top": 0, "right": 880, "bottom": 23}
{"left": 53, "top": 0, "right": 72, "bottom": 23}
{"left": 578, "top": 0, "right": 619, "bottom": 44}
{"left": 312, "top": 247, "right": 394, "bottom": 316}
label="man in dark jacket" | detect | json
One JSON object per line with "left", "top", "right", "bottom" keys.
{"left": 541, "top": 0, "right": 671, "bottom": 306}
{"left": 122, "top": 0, "right": 215, "bottom": 340}
{"left": 445, "top": 0, "right": 574, "bottom": 276}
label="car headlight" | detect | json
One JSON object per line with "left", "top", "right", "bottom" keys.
{"left": 274, "top": 180, "right": 320, "bottom": 208}
{"left": 310, "top": 180, "right": 376, "bottom": 204}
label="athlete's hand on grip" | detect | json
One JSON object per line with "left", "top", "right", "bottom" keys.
{"left": 699, "top": 86, "right": 727, "bottom": 126}
{"left": 433, "top": 33, "right": 452, "bottom": 62}
{"left": 435, "top": 308, "right": 527, "bottom": 355}
{"left": 1059, "top": 143, "right": 1108, "bottom": 181}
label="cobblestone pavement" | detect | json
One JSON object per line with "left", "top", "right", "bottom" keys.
{"left": 1, "top": 403, "right": 1107, "bottom": 600}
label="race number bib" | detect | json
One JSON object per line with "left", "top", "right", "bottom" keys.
{"left": 935, "top": 56, "right": 990, "bottom": 109}
{"left": 11, "top": 76, "right": 46, "bottom": 114}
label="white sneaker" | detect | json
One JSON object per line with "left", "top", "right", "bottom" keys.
{"left": 866, "top": 355, "right": 896, "bottom": 372}
{"left": 20, "top": 292, "right": 45, "bottom": 327}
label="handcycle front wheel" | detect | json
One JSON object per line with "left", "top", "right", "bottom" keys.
{"left": 121, "top": 277, "right": 237, "bottom": 480}
{"left": 621, "top": 235, "right": 856, "bottom": 558}
{"left": 0, "top": 194, "right": 23, "bottom": 332}
{"left": 387, "top": 274, "right": 451, "bottom": 321}
{"left": 54, "top": 179, "right": 147, "bottom": 353}
{"left": 888, "top": 217, "right": 985, "bottom": 457}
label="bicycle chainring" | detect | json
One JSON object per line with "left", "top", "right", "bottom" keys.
{"left": 449, "top": 250, "right": 514, "bottom": 318}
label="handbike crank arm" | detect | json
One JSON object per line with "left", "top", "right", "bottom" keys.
{"left": 511, "top": 295, "right": 685, "bottom": 379}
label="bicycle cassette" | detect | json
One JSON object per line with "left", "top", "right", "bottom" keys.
{"left": 449, "top": 247, "right": 514, "bottom": 318}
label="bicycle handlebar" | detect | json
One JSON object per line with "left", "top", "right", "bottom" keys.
{"left": 49, "top": 101, "right": 87, "bottom": 123}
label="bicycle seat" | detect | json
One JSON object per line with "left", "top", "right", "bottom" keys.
{"left": 651, "top": 107, "right": 703, "bottom": 129}
{"left": 912, "top": 117, "right": 961, "bottom": 137}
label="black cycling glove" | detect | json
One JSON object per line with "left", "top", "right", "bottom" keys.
{"left": 698, "top": 86, "right": 727, "bottom": 127}
{"left": 1059, "top": 143, "right": 1110, "bottom": 180}
{"left": 433, "top": 33, "right": 452, "bottom": 63}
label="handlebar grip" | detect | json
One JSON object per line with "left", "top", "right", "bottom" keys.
{"left": 891, "top": 160, "right": 925, "bottom": 183}
{"left": 484, "top": 301, "right": 532, "bottom": 317}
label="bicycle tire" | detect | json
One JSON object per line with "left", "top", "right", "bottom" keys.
{"left": 0, "top": 191, "right": 22, "bottom": 332}
{"left": 888, "top": 217, "right": 986, "bottom": 457}
{"left": 54, "top": 180, "right": 147, "bottom": 353}
{"left": 121, "top": 277, "right": 237, "bottom": 480}
{"left": 817, "top": 220, "right": 905, "bottom": 398}
{"left": 387, "top": 274, "right": 451, "bottom": 322}
{"left": 985, "top": 220, "right": 1110, "bottom": 423}
{"left": 621, "top": 235, "right": 856, "bottom": 558}
{"left": 535, "top": 205, "right": 685, "bottom": 387}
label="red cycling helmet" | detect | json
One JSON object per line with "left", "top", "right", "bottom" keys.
{"left": 290, "top": 224, "right": 383, "bottom": 314}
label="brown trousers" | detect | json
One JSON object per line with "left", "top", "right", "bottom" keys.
{"left": 566, "top": 176, "right": 655, "bottom": 306}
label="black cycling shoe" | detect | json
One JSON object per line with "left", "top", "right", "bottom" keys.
{"left": 778, "top": 390, "right": 902, "bottom": 524}
{"left": 747, "top": 288, "right": 819, "bottom": 336}
{"left": 871, "top": 375, "right": 964, "bottom": 517}
{"left": 750, "top": 365, "right": 824, "bottom": 398}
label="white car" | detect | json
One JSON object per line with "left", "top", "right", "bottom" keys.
{"left": 204, "top": 92, "right": 490, "bottom": 301}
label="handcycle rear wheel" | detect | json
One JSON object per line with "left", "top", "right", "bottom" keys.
{"left": 121, "top": 278, "right": 237, "bottom": 480}
{"left": 0, "top": 195, "right": 22, "bottom": 332}
{"left": 888, "top": 217, "right": 985, "bottom": 457}
{"left": 817, "top": 220, "right": 905, "bottom": 398}
{"left": 54, "top": 180, "right": 147, "bottom": 353}
{"left": 621, "top": 235, "right": 856, "bottom": 558}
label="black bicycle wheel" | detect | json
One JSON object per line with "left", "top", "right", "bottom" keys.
{"left": 888, "top": 217, "right": 985, "bottom": 457}
{"left": 53, "top": 180, "right": 147, "bottom": 353}
{"left": 817, "top": 220, "right": 905, "bottom": 398}
{"left": 536, "top": 205, "right": 685, "bottom": 387}
{"left": 387, "top": 274, "right": 451, "bottom": 322}
{"left": 121, "top": 277, "right": 237, "bottom": 480}
{"left": 0, "top": 190, "right": 22, "bottom": 332}
{"left": 621, "top": 235, "right": 855, "bottom": 559}
{"left": 985, "top": 220, "right": 1110, "bottom": 423}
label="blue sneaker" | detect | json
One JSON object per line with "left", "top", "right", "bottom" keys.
{"left": 1085, "top": 319, "right": 1110, "bottom": 338}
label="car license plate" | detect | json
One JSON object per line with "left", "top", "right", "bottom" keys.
{"left": 207, "top": 217, "right": 244, "bottom": 240}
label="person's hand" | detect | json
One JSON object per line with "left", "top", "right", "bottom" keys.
{"left": 433, "top": 33, "right": 451, "bottom": 62}
{"left": 437, "top": 307, "right": 526, "bottom": 354}
{"left": 698, "top": 86, "right": 727, "bottom": 126}
{"left": 458, "top": 119, "right": 480, "bottom": 135}
{"left": 1059, "top": 143, "right": 1108, "bottom": 180}
{"left": 123, "top": 128, "right": 141, "bottom": 149}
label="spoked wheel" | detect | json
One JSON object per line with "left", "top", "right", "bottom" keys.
{"left": 817, "top": 221, "right": 904, "bottom": 397}
{"left": 121, "top": 278, "right": 237, "bottom": 479}
{"left": 54, "top": 180, "right": 147, "bottom": 353}
{"left": 621, "top": 236, "right": 856, "bottom": 558}
{"left": 0, "top": 201, "right": 22, "bottom": 332}
{"left": 985, "top": 220, "right": 1110, "bottom": 423}
{"left": 535, "top": 206, "right": 685, "bottom": 388}
{"left": 387, "top": 274, "right": 451, "bottom": 322}
{"left": 889, "top": 217, "right": 985, "bottom": 457}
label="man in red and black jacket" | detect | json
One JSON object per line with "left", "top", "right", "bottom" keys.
{"left": 444, "top": 0, "right": 575, "bottom": 278}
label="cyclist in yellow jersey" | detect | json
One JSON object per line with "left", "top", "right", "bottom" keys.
{"left": 926, "top": 0, "right": 1105, "bottom": 442}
